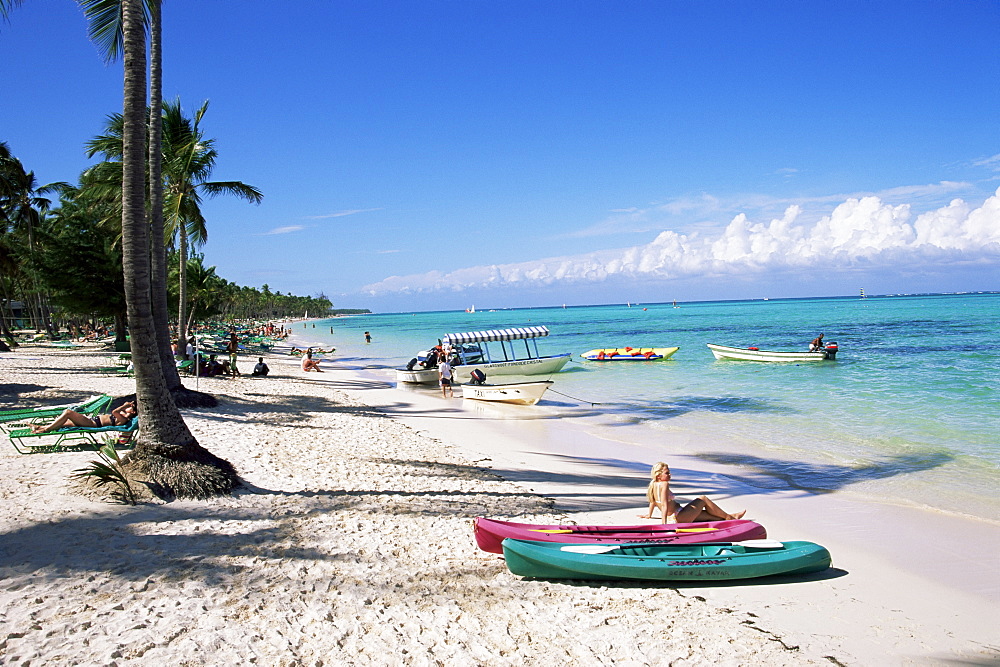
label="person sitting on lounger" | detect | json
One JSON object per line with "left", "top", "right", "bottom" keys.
{"left": 30, "top": 401, "right": 137, "bottom": 434}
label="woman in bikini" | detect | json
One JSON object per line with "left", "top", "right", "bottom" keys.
{"left": 30, "top": 401, "right": 137, "bottom": 434}
{"left": 638, "top": 461, "right": 746, "bottom": 524}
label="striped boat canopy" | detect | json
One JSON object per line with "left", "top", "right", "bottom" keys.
{"left": 443, "top": 326, "right": 550, "bottom": 344}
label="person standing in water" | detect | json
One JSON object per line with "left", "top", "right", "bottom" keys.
{"left": 364, "top": 331, "right": 372, "bottom": 343}
{"left": 438, "top": 357, "right": 454, "bottom": 397}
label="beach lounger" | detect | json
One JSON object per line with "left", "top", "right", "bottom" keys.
{"left": 7, "top": 416, "right": 139, "bottom": 454}
{"left": 0, "top": 394, "right": 113, "bottom": 430}
{"left": 99, "top": 366, "right": 133, "bottom": 376}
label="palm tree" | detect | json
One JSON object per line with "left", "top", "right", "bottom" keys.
{"left": 0, "top": 148, "right": 70, "bottom": 335}
{"left": 99, "top": 0, "right": 237, "bottom": 498}
{"left": 3, "top": 0, "right": 238, "bottom": 497}
{"left": 78, "top": 0, "right": 191, "bottom": 400}
{"left": 86, "top": 99, "right": 263, "bottom": 352}
{"left": 160, "top": 98, "right": 262, "bottom": 346}
{"left": 173, "top": 253, "right": 226, "bottom": 327}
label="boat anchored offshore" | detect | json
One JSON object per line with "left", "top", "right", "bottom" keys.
{"left": 500, "top": 538, "right": 831, "bottom": 581}
{"left": 404, "top": 326, "right": 571, "bottom": 383}
{"left": 580, "top": 346, "right": 679, "bottom": 361}
{"left": 707, "top": 342, "right": 839, "bottom": 362}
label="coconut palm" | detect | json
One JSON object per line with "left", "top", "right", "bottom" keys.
{"left": 159, "top": 98, "right": 262, "bottom": 346}
{"left": 79, "top": 0, "right": 191, "bottom": 399}
{"left": 0, "top": 148, "right": 70, "bottom": 335}
{"left": 87, "top": 99, "right": 263, "bottom": 351}
{"left": 3, "top": 0, "right": 238, "bottom": 497}
{"left": 94, "top": 0, "right": 237, "bottom": 498}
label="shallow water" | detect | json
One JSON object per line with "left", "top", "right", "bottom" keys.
{"left": 295, "top": 293, "right": 1000, "bottom": 521}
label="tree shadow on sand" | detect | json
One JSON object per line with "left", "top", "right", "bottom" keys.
{"left": 0, "top": 458, "right": 553, "bottom": 586}
{"left": 0, "top": 505, "right": 336, "bottom": 585}
{"left": 596, "top": 395, "right": 797, "bottom": 425}
{"left": 0, "top": 383, "right": 107, "bottom": 408}
{"left": 695, "top": 451, "right": 954, "bottom": 494}
{"left": 463, "top": 450, "right": 955, "bottom": 514}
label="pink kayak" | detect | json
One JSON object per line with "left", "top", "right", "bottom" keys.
{"left": 473, "top": 517, "right": 766, "bottom": 554}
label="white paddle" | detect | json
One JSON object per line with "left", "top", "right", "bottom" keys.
{"left": 559, "top": 539, "right": 785, "bottom": 554}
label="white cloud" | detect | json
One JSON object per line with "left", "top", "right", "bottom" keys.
{"left": 304, "top": 208, "right": 382, "bottom": 220}
{"left": 564, "top": 182, "right": 975, "bottom": 240}
{"left": 872, "top": 181, "right": 971, "bottom": 205}
{"left": 360, "top": 188, "right": 1000, "bottom": 296}
{"left": 260, "top": 225, "right": 306, "bottom": 235}
{"left": 972, "top": 154, "right": 1000, "bottom": 171}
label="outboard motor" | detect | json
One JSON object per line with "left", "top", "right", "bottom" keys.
{"left": 416, "top": 348, "right": 439, "bottom": 368}
{"left": 469, "top": 369, "right": 487, "bottom": 385}
{"left": 823, "top": 342, "right": 839, "bottom": 360}
{"left": 406, "top": 358, "right": 418, "bottom": 371}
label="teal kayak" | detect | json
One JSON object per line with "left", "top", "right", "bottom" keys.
{"left": 501, "top": 538, "right": 831, "bottom": 581}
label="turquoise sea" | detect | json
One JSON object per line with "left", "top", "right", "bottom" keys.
{"left": 296, "top": 292, "right": 1000, "bottom": 522}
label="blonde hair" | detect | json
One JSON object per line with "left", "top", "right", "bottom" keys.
{"left": 646, "top": 462, "right": 668, "bottom": 502}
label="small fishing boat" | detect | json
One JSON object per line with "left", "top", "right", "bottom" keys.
{"left": 580, "top": 346, "right": 679, "bottom": 361}
{"left": 501, "top": 538, "right": 831, "bottom": 581}
{"left": 461, "top": 380, "right": 553, "bottom": 405}
{"left": 473, "top": 517, "right": 765, "bottom": 554}
{"left": 707, "top": 342, "right": 839, "bottom": 362}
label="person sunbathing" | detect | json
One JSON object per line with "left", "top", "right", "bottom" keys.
{"left": 30, "top": 401, "right": 137, "bottom": 434}
{"left": 638, "top": 461, "right": 746, "bottom": 524}
{"left": 301, "top": 349, "right": 323, "bottom": 372}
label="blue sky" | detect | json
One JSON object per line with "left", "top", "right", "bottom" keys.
{"left": 2, "top": 1, "right": 999, "bottom": 312}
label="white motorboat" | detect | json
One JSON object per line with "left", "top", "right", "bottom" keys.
{"left": 394, "top": 367, "right": 439, "bottom": 384}
{"left": 461, "top": 380, "right": 553, "bottom": 405}
{"left": 707, "top": 343, "right": 839, "bottom": 362}
{"left": 408, "top": 326, "right": 571, "bottom": 382}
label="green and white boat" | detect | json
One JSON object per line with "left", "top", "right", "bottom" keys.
{"left": 501, "top": 538, "right": 831, "bottom": 581}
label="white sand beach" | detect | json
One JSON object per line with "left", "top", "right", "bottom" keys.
{"left": 1, "top": 340, "right": 998, "bottom": 665}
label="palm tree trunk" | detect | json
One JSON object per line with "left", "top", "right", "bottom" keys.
{"left": 118, "top": 0, "right": 236, "bottom": 499}
{"left": 145, "top": 0, "right": 187, "bottom": 396}
{"left": 0, "top": 279, "right": 18, "bottom": 346}
{"left": 177, "top": 225, "right": 188, "bottom": 346}
{"left": 114, "top": 311, "right": 128, "bottom": 345}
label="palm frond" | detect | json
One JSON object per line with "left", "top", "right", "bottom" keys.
{"left": 198, "top": 181, "right": 264, "bottom": 204}
{"left": 77, "top": 0, "right": 152, "bottom": 64}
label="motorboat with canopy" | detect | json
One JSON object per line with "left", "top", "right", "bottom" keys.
{"left": 397, "top": 325, "right": 571, "bottom": 383}
{"left": 441, "top": 326, "right": 570, "bottom": 380}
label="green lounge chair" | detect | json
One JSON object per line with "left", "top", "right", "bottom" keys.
{"left": 99, "top": 366, "right": 133, "bottom": 376}
{"left": 0, "top": 394, "right": 113, "bottom": 431}
{"left": 7, "top": 416, "right": 139, "bottom": 454}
